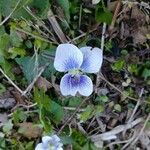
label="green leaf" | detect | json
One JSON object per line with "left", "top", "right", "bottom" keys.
{"left": 72, "top": 130, "right": 87, "bottom": 147}
{"left": 12, "top": 108, "right": 27, "bottom": 123}
{"left": 0, "top": 83, "right": 6, "bottom": 95}
{"left": 10, "top": 29, "right": 23, "bottom": 47}
{"left": 40, "top": 107, "right": 52, "bottom": 133}
{"left": 30, "top": 0, "right": 50, "bottom": 19}
{"left": 2, "top": 120, "right": 13, "bottom": 135}
{"left": 8, "top": 47, "right": 26, "bottom": 59}
{"left": 0, "top": 0, "right": 50, "bottom": 19}
{"left": 16, "top": 50, "right": 55, "bottom": 82}
{"left": 0, "top": 26, "right": 5, "bottom": 35}
{"left": 142, "top": 68, "right": 150, "bottom": 80}
{"left": 0, "top": 59, "right": 15, "bottom": 80}
{"left": 82, "top": 142, "right": 90, "bottom": 150}
{"left": 15, "top": 56, "right": 38, "bottom": 83}
{"left": 33, "top": 88, "right": 52, "bottom": 132}
{"left": 48, "top": 101, "right": 64, "bottom": 123}
{"left": 34, "top": 88, "right": 64, "bottom": 124}
{"left": 111, "top": 59, "right": 125, "bottom": 72}
{"left": 25, "top": 141, "right": 34, "bottom": 150}
{"left": 114, "top": 104, "right": 121, "bottom": 112}
{"left": 39, "top": 50, "right": 56, "bottom": 78}
{"left": 61, "top": 136, "right": 73, "bottom": 145}
{"left": 79, "top": 105, "right": 104, "bottom": 122}
{"left": 63, "top": 97, "right": 82, "bottom": 107}
{"left": 56, "top": 0, "right": 70, "bottom": 22}
{"left": 0, "top": 0, "right": 32, "bottom": 19}
{"left": 0, "top": 138, "right": 6, "bottom": 149}
{"left": 95, "top": 95, "right": 109, "bottom": 103}
{"left": 82, "top": 141, "right": 100, "bottom": 150}
{"left": 0, "top": 34, "right": 10, "bottom": 57}
{"left": 128, "top": 64, "right": 138, "bottom": 75}
{"left": 95, "top": 5, "right": 112, "bottom": 24}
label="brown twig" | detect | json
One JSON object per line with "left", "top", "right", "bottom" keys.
{"left": 16, "top": 27, "right": 53, "bottom": 44}
{"left": 99, "top": 73, "right": 150, "bottom": 105}
{"left": 47, "top": 9, "right": 68, "bottom": 43}
{"left": 91, "top": 117, "right": 143, "bottom": 142}
{"left": 0, "top": 68, "right": 24, "bottom": 94}
{"left": 22, "top": 63, "right": 49, "bottom": 96}
{"left": 24, "top": 6, "right": 58, "bottom": 44}
{"left": 58, "top": 97, "right": 89, "bottom": 134}
{"left": 95, "top": 22, "right": 107, "bottom": 93}
{"left": 127, "top": 88, "right": 144, "bottom": 123}
{"left": 0, "top": 0, "right": 21, "bottom": 26}
{"left": 108, "top": 0, "right": 121, "bottom": 32}
{"left": 130, "top": 114, "right": 150, "bottom": 147}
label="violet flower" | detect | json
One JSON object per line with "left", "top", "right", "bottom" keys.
{"left": 35, "top": 135, "right": 63, "bottom": 150}
{"left": 54, "top": 44, "right": 103, "bottom": 96}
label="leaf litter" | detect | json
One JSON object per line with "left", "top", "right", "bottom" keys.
{"left": 0, "top": 0, "right": 150, "bottom": 149}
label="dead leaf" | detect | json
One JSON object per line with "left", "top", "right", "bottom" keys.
{"left": 108, "top": 1, "right": 119, "bottom": 12}
{"left": 0, "top": 98, "right": 16, "bottom": 109}
{"left": 35, "top": 77, "right": 52, "bottom": 92}
{"left": 92, "top": 0, "right": 100, "bottom": 5}
{"left": 131, "top": 5, "right": 146, "bottom": 25}
{"left": 134, "top": 122, "right": 150, "bottom": 149}
{"left": 97, "top": 88, "right": 109, "bottom": 96}
{"left": 18, "top": 122, "right": 43, "bottom": 139}
{"left": 0, "top": 113, "right": 8, "bottom": 127}
{"left": 11, "top": 90, "right": 27, "bottom": 105}
{"left": 47, "top": 9, "right": 68, "bottom": 43}
{"left": 132, "top": 26, "right": 150, "bottom": 44}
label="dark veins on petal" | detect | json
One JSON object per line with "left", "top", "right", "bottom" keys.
{"left": 80, "top": 56, "right": 90, "bottom": 70}
{"left": 79, "top": 75, "right": 88, "bottom": 87}
{"left": 64, "top": 57, "right": 80, "bottom": 71}
{"left": 70, "top": 75, "right": 87, "bottom": 88}
{"left": 70, "top": 75, "right": 80, "bottom": 88}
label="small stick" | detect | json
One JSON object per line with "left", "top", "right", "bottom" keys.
{"left": 95, "top": 23, "right": 107, "bottom": 92}
{"left": 24, "top": 6, "right": 58, "bottom": 44}
{"left": 91, "top": 117, "right": 143, "bottom": 141}
{"left": 0, "top": 68, "right": 24, "bottom": 94}
{"left": 16, "top": 27, "right": 54, "bottom": 44}
{"left": 0, "top": 0, "right": 21, "bottom": 26}
{"left": 101, "top": 23, "right": 107, "bottom": 51}
{"left": 108, "top": 0, "right": 121, "bottom": 32}
{"left": 68, "top": 28, "right": 98, "bottom": 43}
{"left": 63, "top": 107, "right": 85, "bottom": 112}
{"left": 0, "top": 62, "right": 48, "bottom": 97}
{"left": 58, "top": 97, "right": 89, "bottom": 134}
{"left": 106, "top": 130, "right": 137, "bottom": 148}
{"left": 130, "top": 114, "right": 150, "bottom": 146}
{"left": 99, "top": 73, "right": 150, "bottom": 105}
{"left": 78, "top": 4, "right": 82, "bottom": 29}
{"left": 11, "top": 103, "right": 37, "bottom": 111}
{"left": 127, "top": 88, "right": 144, "bottom": 123}
{"left": 47, "top": 9, "right": 68, "bottom": 43}
{"left": 22, "top": 63, "right": 49, "bottom": 96}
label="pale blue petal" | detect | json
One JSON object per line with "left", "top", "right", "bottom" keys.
{"left": 54, "top": 44, "right": 83, "bottom": 72}
{"left": 35, "top": 143, "right": 45, "bottom": 150}
{"left": 80, "top": 47, "right": 103, "bottom": 73}
{"left": 42, "top": 136, "right": 52, "bottom": 147}
{"left": 60, "top": 73, "right": 78, "bottom": 96}
{"left": 78, "top": 75, "right": 93, "bottom": 96}
{"left": 36, "top": 135, "right": 63, "bottom": 150}
{"left": 56, "top": 147, "right": 63, "bottom": 150}
{"left": 55, "top": 142, "right": 63, "bottom": 150}
{"left": 60, "top": 74, "right": 93, "bottom": 96}
{"left": 51, "top": 135, "right": 61, "bottom": 143}
{"left": 55, "top": 141, "right": 63, "bottom": 148}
